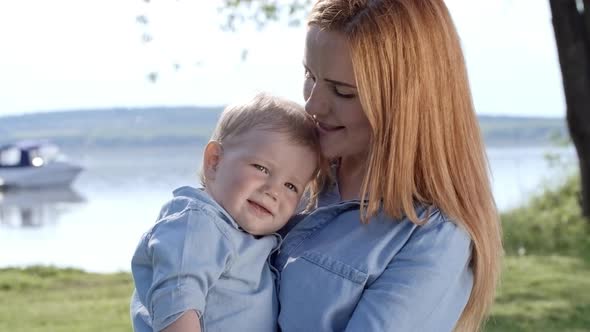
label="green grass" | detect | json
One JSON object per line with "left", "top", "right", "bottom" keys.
{"left": 484, "top": 173, "right": 590, "bottom": 331}
{"left": 1, "top": 175, "right": 588, "bottom": 331}
{"left": 0, "top": 267, "right": 133, "bottom": 332}
{"left": 485, "top": 255, "right": 590, "bottom": 332}
{"left": 2, "top": 256, "right": 588, "bottom": 332}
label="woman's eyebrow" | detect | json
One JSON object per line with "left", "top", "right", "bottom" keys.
{"left": 303, "top": 62, "right": 357, "bottom": 88}
{"left": 324, "top": 78, "right": 357, "bottom": 89}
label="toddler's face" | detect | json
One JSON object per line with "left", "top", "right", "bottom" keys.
{"left": 205, "top": 129, "right": 317, "bottom": 235}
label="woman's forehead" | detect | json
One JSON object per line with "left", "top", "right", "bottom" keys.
{"left": 304, "top": 26, "right": 355, "bottom": 84}
{"left": 305, "top": 26, "right": 349, "bottom": 57}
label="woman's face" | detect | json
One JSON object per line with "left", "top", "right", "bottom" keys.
{"left": 303, "top": 25, "right": 372, "bottom": 161}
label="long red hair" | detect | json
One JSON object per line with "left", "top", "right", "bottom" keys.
{"left": 309, "top": 1, "right": 502, "bottom": 331}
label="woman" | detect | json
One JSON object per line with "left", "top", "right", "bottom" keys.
{"left": 274, "top": 1, "right": 502, "bottom": 331}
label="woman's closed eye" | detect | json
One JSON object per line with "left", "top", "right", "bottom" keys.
{"left": 253, "top": 164, "right": 269, "bottom": 175}
{"left": 333, "top": 86, "right": 356, "bottom": 99}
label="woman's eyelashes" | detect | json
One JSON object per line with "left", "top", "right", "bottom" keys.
{"left": 304, "top": 68, "right": 315, "bottom": 82}
{"left": 333, "top": 86, "right": 356, "bottom": 98}
{"left": 305, "top": 69, "right": 355, "bottom": 99}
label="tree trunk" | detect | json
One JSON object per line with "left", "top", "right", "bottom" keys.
{"left": 549, "top": 0, "right": 590, "bottom": 218}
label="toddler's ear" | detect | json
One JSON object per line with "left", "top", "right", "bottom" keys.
{"left": 203, "top": 141, "right": 223, "bottom": 181}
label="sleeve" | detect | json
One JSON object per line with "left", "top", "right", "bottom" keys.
{"left": 145, "top": 208, "right": 234, "bottom": 332}
{"left": 344, "top": 216, "right": 473, "bottom": 332}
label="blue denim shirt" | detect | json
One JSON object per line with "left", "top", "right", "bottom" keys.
{"left": 274, "top": 183, "right": 473, "bottom": 332}
{"left": 131, "top": 186, "right": 280, "bottom": 332}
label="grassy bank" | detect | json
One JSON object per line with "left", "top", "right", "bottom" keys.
{"left": 0, "top": 267, "right": 132, "bottom": 332}
{"left": 1, "top": 176, "right": 588, "bottom": 331}
{"left": 485, "top": 173, "right": 590, "bottom": 331}
{"left": 486, "top": 255, "right": 590, "bottom": 331}
{"left": 2, "top": 256, "right": 587, "bottom": 332}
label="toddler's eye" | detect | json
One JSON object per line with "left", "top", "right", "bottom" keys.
{"left": 285, "top": 183, "right": 298, "bottom": 193}
{"left": 253, "top": 164, "right": 269, "bottom": 174}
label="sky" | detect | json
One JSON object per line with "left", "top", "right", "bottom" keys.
{"left": 0, "top": 0, "right": 565, "bottom": 117}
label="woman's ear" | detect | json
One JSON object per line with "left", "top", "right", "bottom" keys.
{"left": 203, "top": 141, "right": 223, "bottom": 182}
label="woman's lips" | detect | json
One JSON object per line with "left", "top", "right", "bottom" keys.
{"left": 317, "top": 121, "right": 345, "bottom": 133}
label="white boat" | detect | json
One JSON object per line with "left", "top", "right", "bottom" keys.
{"left": 0, "top": 140, "right": 83, "bottom": 189}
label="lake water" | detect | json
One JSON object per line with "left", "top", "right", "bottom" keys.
{"left": 0, "top": 145, "right": 578, "bottom": 273}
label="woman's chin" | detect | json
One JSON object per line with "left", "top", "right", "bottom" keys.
{"left": 320, "top": 148, "right": 340, "bottom": 160}
{"left": 319, "top": 141, "right": 341, "bottom": 159}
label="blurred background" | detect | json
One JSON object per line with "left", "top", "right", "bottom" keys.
{"left": 0, "top": 0, "right": 588, "bottom": 331}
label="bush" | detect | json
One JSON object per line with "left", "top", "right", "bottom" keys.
{"left": 501, "top": 174, "right": 590, "bottom": 257}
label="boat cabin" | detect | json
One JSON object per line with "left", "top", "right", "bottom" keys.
{"left": 0, "top": 141, "right": 59, "bottom": 168}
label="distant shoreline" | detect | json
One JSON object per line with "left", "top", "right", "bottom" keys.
{"left": 0, "top": 106, "right": 569, "bottom": 148}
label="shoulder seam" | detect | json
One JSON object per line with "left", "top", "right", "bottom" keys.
{"left": 186, "top": 206, "right": 237, "bottom": 272}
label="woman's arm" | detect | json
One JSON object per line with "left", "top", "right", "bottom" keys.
{"left": 161, "top": 310, "right": 201, "bottom": 332}
{"left": 344, "top": 218, "right": 473, "bottom": 332}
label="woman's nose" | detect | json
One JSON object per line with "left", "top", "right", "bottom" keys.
{"left": 304, "top": 83, "right": 328, "bottom": 117}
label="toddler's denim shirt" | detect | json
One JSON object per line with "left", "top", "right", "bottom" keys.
{"left": 131, "top": 186, "right": 280, "bottom": 332}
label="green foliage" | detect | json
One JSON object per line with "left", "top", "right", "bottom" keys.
{"left": 501, "top": 174, "right": 590, "bottom": 258}
{"left": 487, "top": 173, "right": 590, "bottom": 330}
{"left": 220, "top": 0, "right": 312, "bottom": 30}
